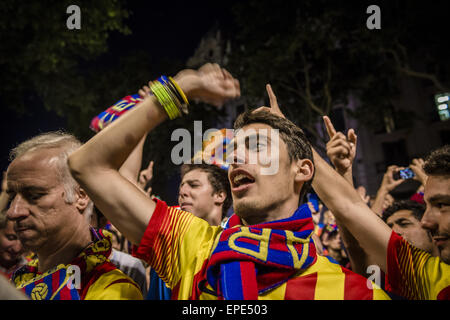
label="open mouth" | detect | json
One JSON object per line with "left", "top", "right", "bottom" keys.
{"left": 230, "top": 169, "right": 255, "bottom": 190}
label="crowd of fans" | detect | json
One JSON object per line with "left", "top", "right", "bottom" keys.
{"left": 0, "top": 63, "right": 448, "bottom": 300}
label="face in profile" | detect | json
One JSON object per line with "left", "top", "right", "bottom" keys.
{"left": 386, "top": 209, "right": 436, "bottom": 255}
{"left": 422, "top": 175, "right": 450, "bottom": 264}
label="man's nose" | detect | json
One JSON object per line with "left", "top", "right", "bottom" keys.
{"left": 230, "top": 145, "right": 248, "bottom": 167}
{"left": 179, "top": 184, "right": 190, "bottom": 198}
{"left": 420, "top": 207, "right": 437, "bottom": 232}
{"left": 6, "top": 195, "right": 29, "bottom": 221}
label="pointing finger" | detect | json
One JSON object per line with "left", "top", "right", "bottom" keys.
{"left": 323, "top": 116, "right": 336, "bottom": 139}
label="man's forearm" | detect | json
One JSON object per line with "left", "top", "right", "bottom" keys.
{"left": 68, "top": 95, "right": 167, "bottom": 244}
{"left": 329, "top": 167, "right": 373, "bottom": 275}
{"left": 371, "top": 187, "right": 389, "bottom": 217}
{"left": 119, "top": 134, "right": 148, "bottom": 187}
{"left": 311, "top": 148, "right": 391, "bottom": 272}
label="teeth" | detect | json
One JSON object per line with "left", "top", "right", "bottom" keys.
{"left": 233, "top": 173, "right": 251, "bottom": 186}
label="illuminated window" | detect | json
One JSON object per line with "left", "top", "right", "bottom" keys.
{"left": 435, "top": 93, "right": 450, "bottom": 121}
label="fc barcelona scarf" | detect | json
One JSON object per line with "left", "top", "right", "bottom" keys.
{"left": 90, "top": 94, "right": 143, "bottom": 132}
{"left": 205, "top": 204, "right": 317, "bottom": 300}
{"left": 11, "top": 228, "right": 113, "bottom": 300}
{"left": 18, "top": 264, "right": 81, "bottom": 300}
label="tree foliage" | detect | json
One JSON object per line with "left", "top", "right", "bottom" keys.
{"left": 226, "top": 0, "right": 449, "bottom": 143}
{"left": 0, "top": 0, "right": 131, "bottom": 139}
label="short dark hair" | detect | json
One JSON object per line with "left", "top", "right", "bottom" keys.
{"left": 382, "top": 200, "right": 426, "bottom": 223}
{"left": 233, "top": 109, "right": 314, "bottom": 202}
{"left": 423, "top": 145, "right": 450, "bottom": 176}
{"left": 180, "top": 164, "right": 232, "bottom": 219}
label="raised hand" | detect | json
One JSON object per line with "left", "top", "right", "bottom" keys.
{"left": 323, "top": 116, "right": 357, "bottom": 176}
{"left": 174, "top": 63, "right": 240, "bottom": 108}
{"left": 138, "top": 63, "right": 240, "bottom": 108}
{"left": 380, "top": 165, "right": 406, "bottom": 193}
{"left": 252, "top": 84, "right": 286, "bottom": 118}
{"left": 410, "top": 158, "right": 427, "bottom": 185}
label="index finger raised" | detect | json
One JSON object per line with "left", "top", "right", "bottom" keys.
{"left": 323, "top": 116, "right": 336, "bottom": 139}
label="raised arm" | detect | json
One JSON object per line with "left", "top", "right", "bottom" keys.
{"left": 119, "top": 134, "right": 148, "bottom": 188}
{"left": 311, "top": 148, "right": 392, "bottom": 272}
{"left": 68, "top": 64, "right": 240, "bottom": 244}
{"left": 255, "top": 85, "right": 391, "bottom": 271}
{"left": 322, "top": 116, "right": 379, "bottom": 275}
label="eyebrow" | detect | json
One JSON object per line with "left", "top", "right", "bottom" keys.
{"left": 426, "top": 194, "right": 450, "bottom": 204}
{"left": 181, "top": 179, "right": 201, "bottom": 185}
{"left": 394, "top": 217, "right": 412, "bottom": 224}
{"left": 7, "top": 185, "right": 48, "bottom": 195}
{"left": 248, "top": 133, "right": 271, "bottom": 142}
{"left": 232, "top": 133, "right": 272, "bottom": 146}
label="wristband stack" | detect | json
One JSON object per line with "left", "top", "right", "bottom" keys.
{"left": 150, "top": 76, "right": 189, "bottom": 120}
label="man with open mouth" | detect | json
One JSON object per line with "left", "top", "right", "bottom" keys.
{"left": 68, "top": 63, "right": 389, "bottom": 300}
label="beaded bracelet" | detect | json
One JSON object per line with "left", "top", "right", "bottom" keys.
{"left": 150, "top": 76, "right": 189, "bottom": 120}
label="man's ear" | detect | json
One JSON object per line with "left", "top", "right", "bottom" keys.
{"left": 293, "top": 158, "right": 314, "bottom": 183}
{"left": 75, "top": 187, "right": 90, "bottom": 213}
{"left": 213, "top": 190, "right": 226, "bottom": 206}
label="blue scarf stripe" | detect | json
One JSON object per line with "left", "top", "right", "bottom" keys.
{"left": 220, "top": 262, "right": 244, "bottom": 300}
{"left": 25, "top": 283, "right": 33, "bottom": 297}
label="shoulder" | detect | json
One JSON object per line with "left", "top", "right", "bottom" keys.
{"left": 83, "top": 262, "right": 143, "bottom": 300}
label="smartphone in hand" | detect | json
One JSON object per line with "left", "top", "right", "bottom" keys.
{"left": 393, "top": 168, "right": 416, "bottom": 180}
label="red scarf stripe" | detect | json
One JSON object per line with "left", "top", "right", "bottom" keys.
{"left": 52, "top": 270, "right": 61, "bottom": 299}
{"left": 268, "top": 240, "right": 290, "bottom": 252}
{"left": 240, "top": 262, "right": 258, "bottom": 300}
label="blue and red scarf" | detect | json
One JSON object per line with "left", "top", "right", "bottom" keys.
{"left": 11, "top": 228, "right": 115, "bottom": 300}
{"left": 205, "top": 204, "right": 317, "bottom": 300}
{"left": 90, "top": 94, "right": 143, "bottom": 132}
